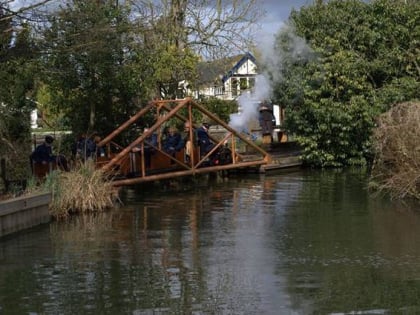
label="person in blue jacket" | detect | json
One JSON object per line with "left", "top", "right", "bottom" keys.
{"left": 163, "top": 127, "right": 184, "bottom": 163}
{"left": 31, "top": 135, "right": 69, "bottom": 171}
{"left": 196, "top": 122, "right": 214, "bottom": 157}
{"left": 143, "top": 127, "right": 158, "bottom": 168}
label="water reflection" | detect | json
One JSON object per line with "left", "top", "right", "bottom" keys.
{"left": 0, "top": 169, "right": 419, "bottom": 314}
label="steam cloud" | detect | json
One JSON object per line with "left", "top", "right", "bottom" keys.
{"left": 228, "top": 23, "right": 313, "bottom": 132}
{"left": 229, "top": 74, "right": 271, "bottom": 131}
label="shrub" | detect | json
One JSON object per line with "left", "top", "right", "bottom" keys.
{"left": 370, "top": 102, "right": 420, "bottom": 200}
{"left": 31, "top": 161, "right": 120, "bottom": 219}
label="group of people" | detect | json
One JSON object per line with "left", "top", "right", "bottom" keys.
{"left": 132, "top": 121, "right": 216, "bottom": 168}
{"left": 71, "top": 132, "right": 105, "bottom": 161}
{"left": 164, "top": 121, "right": 214, "bottom": 161}
{"left": 31, "top": 132, "right": 105, "bottom": 173}
{"left": 30, "top": 120, "right": 222, "bottom": 175}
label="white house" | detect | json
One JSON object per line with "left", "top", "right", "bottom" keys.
{"left": 220, "top": 52, "right": 258, "bottom": 100}
{"left": 191, "top": 52, "right": 258, "bottom": 100}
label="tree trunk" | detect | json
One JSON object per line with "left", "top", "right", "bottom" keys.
{"left": 169, "top": 0, "right": 188, "bottom": 49}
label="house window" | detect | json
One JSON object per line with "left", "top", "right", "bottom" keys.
{"left": 240, "top": 78, "right": 248, "bottom": 90}
{"left": 231, "top": 78, "right": 238, "bottom": 97}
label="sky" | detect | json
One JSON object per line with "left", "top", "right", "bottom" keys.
{"left": 259, "top": 0, "right": 312, "bottom": 36}
{"left": 10, "top": 0, "right": 311, "bottom": 35}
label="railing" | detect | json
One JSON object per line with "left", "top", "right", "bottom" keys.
{"left": 95, "top": 98, "right": 271, "bottom": 186}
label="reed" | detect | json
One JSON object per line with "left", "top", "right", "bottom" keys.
{"left": 370, "top": 102, "right": 420, "bottom": 200}
{"left": 32, "top": 160, "right": 120, "bottom": 219}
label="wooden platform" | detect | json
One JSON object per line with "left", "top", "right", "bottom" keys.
{"left": 235, "top": 141, "right": 302, "bottom": 173}
{"left": 260, "top": 141, "right": 302, "bottom": 172}
{"left": 260, "top": 155, "right": 302, "bottom": 172}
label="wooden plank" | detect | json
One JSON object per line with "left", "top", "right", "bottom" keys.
{"left": 112, "top": 159, "right": 267, "bottom": 186}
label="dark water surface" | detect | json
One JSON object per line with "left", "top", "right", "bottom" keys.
{"left": 1, "top": 169, "right": 420, "bottom": 315}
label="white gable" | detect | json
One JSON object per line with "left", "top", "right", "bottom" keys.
{"left": 236, "top": 59, "right": 257, "bottom": 75}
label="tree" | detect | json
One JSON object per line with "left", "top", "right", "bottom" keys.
{"left": 1, "top": 0, "right": 55, "bottom": 142}
{"left": 1, "top": 2, "right": 41, "bottom": 181}
{"left": 269, "top": 0, "right": 419, "bottom": 167}
{"left": 200, "top": 98, "right": 238, "bottom": 123}
{"left": 0, "top": 5, "right": 38, "bottom": 142}
{"left": 37, "top": 0, "right": 263, "bottom": 134}
{"left": 131, "top": 0, "right": 263, "bottom": 98}
{"left": 40, "top": 0, "right": 152, "bottom": 136}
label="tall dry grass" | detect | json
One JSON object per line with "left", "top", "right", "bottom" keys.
{"left": 33, "top": 160, "right": 120, "bottom": 219}
{"left": 370, "top": 101, "right": 420, "bottom": 200}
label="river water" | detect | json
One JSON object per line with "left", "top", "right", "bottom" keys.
{"left": 0, "top": 169, "right": 419, "bottom": 315}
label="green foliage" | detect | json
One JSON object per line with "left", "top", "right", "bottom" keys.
{"left": 1, "top": 6, "right": 38, "bottom": 180}
{"left": 273, "top": 0, "right": 420, "bottom": 167}
{"left": 0, "top": 19, "right": 37, "bottom": 142}
{"left": 152, "top": 44, "right": 199, "bottom": 99}
{"left": 40, "top": 1, "right": 151, "bottom": 136}
{"left": 199, "top": 98, "right": 238, "bottom": 123}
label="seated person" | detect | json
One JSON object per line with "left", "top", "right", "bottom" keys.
{"left": 31, "top": 135, "right": 69, "bottom": 171}
{"left": 196, "top": 122, "right": 214, "bottom": 157}
{"left": 163, "top": 127, "right": 184, "bottom": 162}
{"left": 73, "top": 133, "right": 97, "bottom": 161}
{"left": 132, "top": 127, "right": 158, "bottom": 168}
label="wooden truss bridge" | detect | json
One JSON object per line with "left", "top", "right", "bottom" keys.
{"left": 96, "top": 98, "right": 272, "bottom": 186}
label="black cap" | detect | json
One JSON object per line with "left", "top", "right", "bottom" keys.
{"left": 45, "top": 135, "right": 54, "bottom": 144}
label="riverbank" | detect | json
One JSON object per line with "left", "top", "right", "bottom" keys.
{"left": 0, "top": 192, "right": 51, "bottom": 238}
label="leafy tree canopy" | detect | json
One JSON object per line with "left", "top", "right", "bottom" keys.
{"left": 35, "top": 0, "right": 262, "bottom": 138}
{"left": 0, "top": 4, "right": 38, "bottom": 143}
{"left": 269, "top": 0, "right": 419, "bottom": 167}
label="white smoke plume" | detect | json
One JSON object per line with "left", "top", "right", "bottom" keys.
{"left": 228, "top": 23, "right": 313, "bottom": 132}
{"left": 260, "top": 24, "right": 313, "bottom": 85}
{"left": 229, "top": 74, "right": 271, "bottom": 131}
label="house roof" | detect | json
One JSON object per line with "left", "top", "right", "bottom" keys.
{"left": 222, "top": 52, "right": 257, "bottom": 83}
{"left": 196, "top": 52, "right": 257, "bottom": 86}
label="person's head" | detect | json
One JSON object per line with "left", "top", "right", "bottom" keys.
{"left": 184, "top": 121, "right": 191, "bottom": 131}
{"left": 202, "top": 122, "right": 210, "bottom": 129}
{"left": 169, "top": 127, "right": 177, "bottom": 135}
{"left": 45, "top": 135, "right": 54, "bottom": 145}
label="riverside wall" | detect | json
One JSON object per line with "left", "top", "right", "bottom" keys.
{"left": 0, "top": 192, "right": 51, "bottom": 238}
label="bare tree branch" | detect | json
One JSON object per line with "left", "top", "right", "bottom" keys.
{"left": 0, "top": 0, "right": 54, "bottom": 22}
{"left": 130, "top": 0, "right": 263, "bottom": 59}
